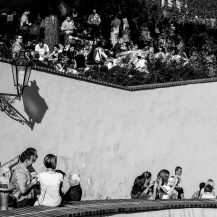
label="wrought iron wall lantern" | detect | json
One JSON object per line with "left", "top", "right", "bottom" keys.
{"left": 0, "top": 50, "right": 33, "bottom": 128}
{"left": 11, "top": 49, "right": 32, "bottom": 96}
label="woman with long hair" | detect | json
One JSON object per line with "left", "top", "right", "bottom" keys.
{"left": 131, "top": 171, "right": 152, "bottom": 199}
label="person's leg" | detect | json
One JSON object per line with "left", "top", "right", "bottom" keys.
{"left": 8, "top": 195, "right": 17, "bottom": 208}
{"left": 16, "top": 199, "right": 34, "bottom": 208}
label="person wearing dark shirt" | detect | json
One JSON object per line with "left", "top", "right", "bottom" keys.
{"left": 113, "top": 37, "right": 124, "bottom": 57}
{"left": 67, "top": 46, "right": 76, "bottom": 60}
{"left": 131, "top": 171, "right": 152, "bottom": 199}
{"left": 149, "top": 169, "right": 170, "bottom": 200}
{"left": 74, "top": 49, "right": 86, "bottom": 69}
{"left": 63, "top": 173, "right": 82, "bottom": 202}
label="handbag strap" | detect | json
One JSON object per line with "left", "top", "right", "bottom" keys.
{"left": 38, "top": 186, "right": 48, "bottom": 205}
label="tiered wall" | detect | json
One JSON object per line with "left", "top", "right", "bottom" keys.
{"left": 1, "top": 61, "right": 217, "bottom": 199}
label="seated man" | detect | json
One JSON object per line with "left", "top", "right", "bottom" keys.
{"left": 61, "top": 15, "right": 75, "bottom": 42}
{"left": 35, "top": 40, "right": 50, "bottom": 61}
{"left": 12, "top": 35, "right": 23, "bottom": 58}
{"left": 11, "top": 149, "right": 38, "bottom": 208}
{"left": 63, "top": 173, "right": 82, "bottom": 202}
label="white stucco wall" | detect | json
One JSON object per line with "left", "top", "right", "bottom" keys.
{"left": 1, "top": 61, "right": 217, "bottom": 199}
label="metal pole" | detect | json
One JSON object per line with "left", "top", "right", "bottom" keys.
{"left": 0, "top": 192, "right": 9, "bottom": 211}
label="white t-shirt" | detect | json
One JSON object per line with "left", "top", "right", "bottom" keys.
{"left": 35, "top": 171, "right": 63, "bottom": 207}
{"left": 35, "top": 44, "right": 50, "bottom": 61}
{"left": 201, "top": 193, "right": 216, "bottom": 199}
{"left": 161, "top": 185, "right": 170, "bottom": 199}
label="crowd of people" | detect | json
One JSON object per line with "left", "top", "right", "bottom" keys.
{"left": 131, "top": 167, "right": 216, "bottom": 200}
{"left": 3, "top": 149, "right": 217, "bottom": 210}
{"left": 1, "top": 3, "right": 217, "bottom": 86}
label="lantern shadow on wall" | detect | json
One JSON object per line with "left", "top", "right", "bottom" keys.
{"left": 22, "top": 80, "right": 48, "bottom": 130}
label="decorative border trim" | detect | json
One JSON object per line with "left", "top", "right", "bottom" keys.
{"left": 128, "top": 77, "right": 217, "bottom": 91}
{"left": 33, "top": 65, "right": 130, "bottom": 91}
{"left": 1, "top": 57, "right": 217, "bottom": 91}
{"left": 1, "top": 199, "right": 217, "bottom": 216}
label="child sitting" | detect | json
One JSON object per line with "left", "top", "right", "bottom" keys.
{"left": 200, "top": 179, "right": 215, "bottom": 198}
{"left": 161, "top": 176, "right": 178, "bottom": 199}
{"left": 63, "top": 173, "right": 82, "bottom": 202}
{"left": 201, "top": 184, "right": 216, "bottom": 199}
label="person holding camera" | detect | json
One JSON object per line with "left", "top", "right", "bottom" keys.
{"left": 11, "top": 149, "right": 38, "bottom": 208}
{"left": 149, "top": 169, "right": 170, "bottom": 200}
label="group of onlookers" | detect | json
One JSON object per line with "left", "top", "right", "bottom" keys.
{"left": 192, "top": 179, "right": 216, "bottom": 199}
{"left": 131, "top": 167, "right": 184, "bottom": 200}
{"left": 131, "top": 167, "right": 216, "bottom": 201}
{"left": 3, "top": 5, "right": 216, "bottom": 83}
{"left": 10, "top": 148, "right": 82, "bottom": 208}
{"left": 3, "top": 149, "right": 217, "bottom": 211}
